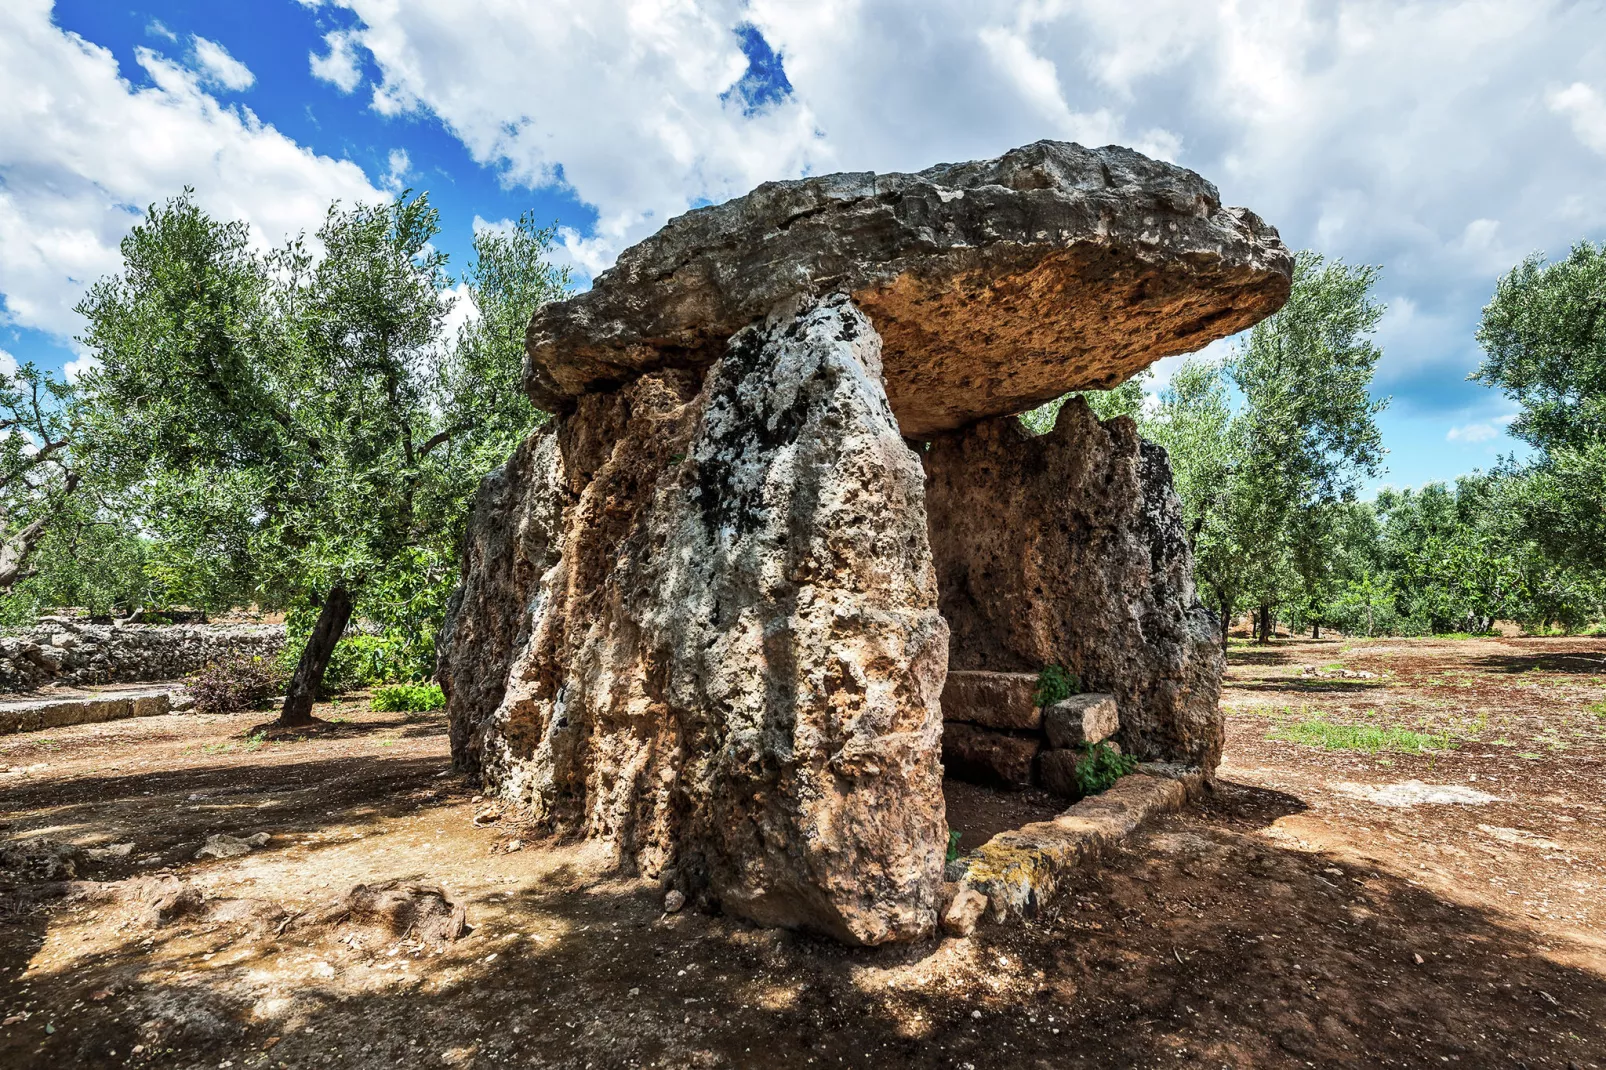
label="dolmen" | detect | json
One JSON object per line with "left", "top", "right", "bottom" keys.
{"left": 439, "top": 140, "right": 1292, "bottom": 945}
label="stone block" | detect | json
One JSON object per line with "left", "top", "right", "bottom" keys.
{"left": 940, "top": 670, "right": 1042, "bottom": 730}
{"left": 941, "top": 722, "right": 1041, "bottom": 788}
{"left": 1043, "top": 693, "right": 1119, "bottom": 749}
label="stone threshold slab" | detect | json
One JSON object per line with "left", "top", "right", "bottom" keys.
{"left": 0, "top": 688, "right": 175, "bottom": 735}
{"left": 953, "top": 763, "right": 1206, "bottom": 920}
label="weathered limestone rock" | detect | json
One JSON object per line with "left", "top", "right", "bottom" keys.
{"left": 526, "top": 141, "right": 1291, "bottom": 436}
{"left": 443, "top": 296, "right": 948, "bottom": 944}
{"left": 1043, "top": 693, "right": 1120, "bottom": 750}
{"left": 941, "top": 887, "right": 989, "bottom": 937}
{"left": 940, "top": 670, "right": 1042, "bottom": 730}
{"left": 923, "top": 400, "right": 1225, "bottom": 770}
{"left": 940, "top": 722, "right": 1041, "bottom": 788}
{"left": 444, "top": 140, "right": 1283, "bottom": 945}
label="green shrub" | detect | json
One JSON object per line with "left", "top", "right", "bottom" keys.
{"left": 945, "top": 829, "right": 963, "bottom": 864}
{"left": 1073, "top": 742, "right": 1138, "bottom": 796}
{"left": 186, "top": 654, "right": 284, "bottom": 714}
{"left": 1033, "top": 664, "right": 1081, "bottom": 707}
{"left": 370, "top": 683, "right": 446, "bottom": 712}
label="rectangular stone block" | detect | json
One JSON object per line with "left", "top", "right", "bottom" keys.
{"left": 940, "top": 670, "right": 1043, "bottom": 730}
{"left": 941, "top": 721, "right": 1041, "bottom": 788}
{"left": 1043, "top": 693, "right": 1119, "bottom": 749}
{"left": 1038, "top": 744, "right": 1121, "bottom": 799}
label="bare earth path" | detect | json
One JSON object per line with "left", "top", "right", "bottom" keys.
{"left": 2, "top": 637, "right": 1603, "bottom": 1069}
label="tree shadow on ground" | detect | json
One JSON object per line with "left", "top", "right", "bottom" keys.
{"left": 0, "top": 753, "right": 460, "bottom": 882}
{"left": 1227, "top": 679, "right": 1391, "bottom": 695}
{"left": 1470, "top": 651, "right": 1606, "bottom": 676}
{"left": 11, "top": 774, "right": 1600, "bottom": 1070}
{"left": 1226, "top": 647, "right": 1296, "bottom": 668}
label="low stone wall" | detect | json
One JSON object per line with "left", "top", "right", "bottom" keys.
{"left": 0, "top": 688, "right": 178, "bottom": 734}
{"left": 0, "top": 620, "right": 285, "bottom": 693}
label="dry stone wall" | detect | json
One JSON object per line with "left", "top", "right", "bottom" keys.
{"left": 0, "top": 620, "right": 284, "bottom": 692}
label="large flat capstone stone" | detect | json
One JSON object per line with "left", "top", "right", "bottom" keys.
{"left": 526, "top": 141, "right": 1292, "bottom": 436}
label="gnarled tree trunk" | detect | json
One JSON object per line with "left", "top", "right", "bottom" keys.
{"left": 278, "top": 585, "right": 353, "bottom": 727}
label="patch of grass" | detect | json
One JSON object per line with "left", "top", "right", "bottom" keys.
{"left": 1588, "top": 700, "right": 1606, "bottom": 720}
{"left": 1269, "top": 717, "right": 1453, "bottom": 754}
{"left": 371, "top": 683, "right": 446, "bottom": 712}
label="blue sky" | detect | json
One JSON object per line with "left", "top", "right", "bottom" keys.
{"left": 4, "top": 0, "right": 1605, "bottom": 492}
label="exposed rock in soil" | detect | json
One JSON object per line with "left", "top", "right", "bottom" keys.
{"left": 301, "top": 880, "right": 467, "bottom": 947}
{"left": 526, "top": 141, "right": 1291, "bottom": 436}
{"left": 443, "top": 295, "right": 948, "bottom": 945}
{"left": 0, "top": 836, "right": 81, "bottom": 881}
{"left": 923, "top": 400, "right": 1224, "bottom": 770}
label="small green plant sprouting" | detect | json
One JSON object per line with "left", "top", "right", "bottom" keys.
{"left": 1034, "top": 665, "right": 1080, "bottom": 707}
{"left": 946, "top": 829, "right": 962, "bottom": 864}
{"left": 1074, "top": 742, "right": 1137, "bottom": 796}
{"left": 371, "top": 682, "right": 446, "bottom": 712}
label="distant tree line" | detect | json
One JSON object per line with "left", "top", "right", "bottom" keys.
{"left": 1047, "top": 244, "right": 1606, "bottom": 641}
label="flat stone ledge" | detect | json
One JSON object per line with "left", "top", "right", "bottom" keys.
{"left": 952, "top": 764, "right": 1206, "bottom": 921}
{"left": 941, "top": 670, "right": 1042, "bottom": 730}
{"left": 0, "top": 687, "right": 177, "bottom": 735}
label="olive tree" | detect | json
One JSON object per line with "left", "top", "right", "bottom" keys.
{"left": 76, "top": 191, "right": 566, "bottom": 725}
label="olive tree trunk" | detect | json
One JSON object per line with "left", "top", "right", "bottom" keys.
{"left": 278, "top": 585, "right": 354, "bottom": 726}
{"left": 1257, "top": 604, "right": 1272, "bottom": 645}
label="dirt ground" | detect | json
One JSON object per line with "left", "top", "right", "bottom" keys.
{"left": 2, "top": 636, "right": 1603, "bottom": 1069}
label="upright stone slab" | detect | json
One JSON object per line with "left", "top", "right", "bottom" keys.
{"left": 922, "top": 400, "right": 1225, "bottom": 770}
{"left": 443, "top": 296, "right": 948, "bottom": 945}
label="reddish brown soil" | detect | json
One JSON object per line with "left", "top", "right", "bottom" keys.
{"left": 1, "top": 636, "right": 1603, "bottom": 1069}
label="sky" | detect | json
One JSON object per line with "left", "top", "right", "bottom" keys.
{"left": 2, "top": 0, "right": 1604, "bottom": 492}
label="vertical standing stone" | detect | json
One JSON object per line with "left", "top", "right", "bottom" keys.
{"left": 922, "top": 400, "right": 1225, "bottom": 771}
{"left": 443, "top": 295, "right": 948, "bottom": 945}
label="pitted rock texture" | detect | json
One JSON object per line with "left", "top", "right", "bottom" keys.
{"left": 442, "top": 295, "right": 948, "bottom": 945}
{"left": 526, "top": 141, "right": 1292, "bottom": 436}
{"left": 923, "top": 398, "right": 1225, "bottom": 771}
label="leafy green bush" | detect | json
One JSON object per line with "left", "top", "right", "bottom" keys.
{"left": 1073, "top": 742, "right": 1138, "bottom": 796}
{"left": 1033, "top": 665, "right": 1081, "bottom": 707}
{"left": 185, "top": 655, "right": 284, "bottom": 714}
{"left": 945, "top": 829, "right": 963, "bottom": 864}
{"left": 370, "top": 683, "right": 446, "bottom": 712}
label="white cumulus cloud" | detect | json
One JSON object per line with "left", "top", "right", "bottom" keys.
{"left": 0, "top": 0, "right": 383, "bottom": 342}
{"left": 190, "top": 35, "right": 255, "bottom": 92}
{"left": 1549, "top": 81, "right": 1606, "bottom": 155}
{"left": 310, "top": 29, "right": 364, "bottom": 93}
{"left": 1446, "top": 422, "right": 1499, "bottom": 444}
